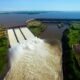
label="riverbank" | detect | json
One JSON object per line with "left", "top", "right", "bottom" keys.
{"left": 62, "top": 23, "right": 80, "bottom": 80}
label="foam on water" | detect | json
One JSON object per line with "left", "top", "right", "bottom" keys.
{"left": 9, "top": 37, "right": 47, "bottom": 66}
{"left": 4, "top": 37, "right": 63, "bottom": 80}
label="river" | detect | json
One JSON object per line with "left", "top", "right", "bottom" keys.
{"left": 40, "top": 23, "right": 69, "bottom": 40}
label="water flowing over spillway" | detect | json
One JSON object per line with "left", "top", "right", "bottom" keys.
{"left": 4, "top": 37, "right": 63, "bottom": 80}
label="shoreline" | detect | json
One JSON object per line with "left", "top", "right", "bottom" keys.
{"left": 0, "top": 18, "right": 80, "bottom": 28}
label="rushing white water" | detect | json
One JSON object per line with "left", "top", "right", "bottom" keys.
{"left": 4, "top": 37, "right": 63, "bottom": 80}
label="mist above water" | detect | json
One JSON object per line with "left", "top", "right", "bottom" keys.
{"left": 4, "top": 37, "right": 63, "bottom": 80}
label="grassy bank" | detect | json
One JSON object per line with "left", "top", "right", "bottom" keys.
{"left": 26, "top": 20, "right": 47, "bottom": 37}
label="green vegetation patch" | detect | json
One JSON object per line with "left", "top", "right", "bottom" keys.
{"left": 26, "top": 20, "right": 47, "bottom": 36}
{"left": 62, "top": 22, "right": 80, "bottom": 80}
{"left": 0, "top": 26, "right": 8, "bottom": 76}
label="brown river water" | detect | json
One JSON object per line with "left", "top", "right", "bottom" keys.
{"left": 40, "top": 23, "right": 69, "bottom": 40}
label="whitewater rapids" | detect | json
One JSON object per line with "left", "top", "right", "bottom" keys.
{"left": 4, "top": 37, "right": 63, "bottom": 80}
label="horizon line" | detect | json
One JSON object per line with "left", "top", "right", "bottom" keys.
{"left": 0, "top": 10, "right": 80, "bottom": 13}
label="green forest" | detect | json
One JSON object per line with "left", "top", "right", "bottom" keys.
{"left": 62, "top": 22, "right": 80, "bottom": 80}
{"left": 0, "top": 26, "right": 8, "bottom": 77}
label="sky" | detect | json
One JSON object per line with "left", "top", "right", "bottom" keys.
{"left": 0, "top": 0, "right": 80, "bottom": 12}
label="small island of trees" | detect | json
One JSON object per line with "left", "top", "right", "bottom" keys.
{"left": 26, "top": 20, "right": 47, "bottom": 37}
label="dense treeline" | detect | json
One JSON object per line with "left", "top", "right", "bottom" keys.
{"left": 62, "top": 23, "right": 80, "bottom": 80}
{"left": 0, "top": 26, "right": 9, "bottom": 79}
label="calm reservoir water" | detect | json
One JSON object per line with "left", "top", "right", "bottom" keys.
{"left": 0, "top": 11, "right": 80, "bottom": 27}
{"left": 0, "top": 11, "right": 79, "bottom": 40}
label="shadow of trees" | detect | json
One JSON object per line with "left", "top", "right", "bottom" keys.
{"left": 62, "top": 29, "right": 80, "bottom": 80}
